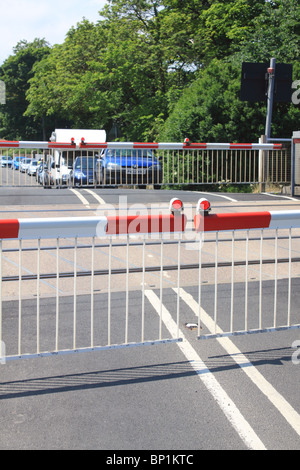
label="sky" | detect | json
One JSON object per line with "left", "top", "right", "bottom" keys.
{"left": 0, "top": 0, "right": 108, "bottom": 65}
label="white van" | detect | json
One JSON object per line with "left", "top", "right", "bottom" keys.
{"left": 47, "top": 129, "right": 106, "bottom": 186}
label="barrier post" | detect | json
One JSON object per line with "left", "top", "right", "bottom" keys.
{"left": 259, "top": 135, "right": 268, "bottom": 192}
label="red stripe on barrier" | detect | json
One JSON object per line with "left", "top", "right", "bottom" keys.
{"left": 194, "top": 212, "right": 271, "bottom": 232}
{"left": 78, "top": 142, "right": 108, "bottom": 149}
{"left": 0, "top": 219, "right": 20, "bottom": 238}
{"left": 133, "top": 142, "right": 159, "bottom": 149}
{"left": 229, "top": 143, "right": 252, "bottom": 149}
{"left": 48, "top": 142, "right": 76, "bottom": 149}
{"left": 106, "top": 214, "right": 187, "bottom": 234}
{"left": 183, "top": 143, "right": 207, "bottom": 149}
{"left": 0, "top": 141, "right": 19, "bottom": 148}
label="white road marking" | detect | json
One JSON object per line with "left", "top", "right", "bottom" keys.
{"left": 69, "top": 188, "right": 90, "bottom": 208}
{"left": 176, "top": 287, "right": 300, "bottom": 438}
{"left": 261, "top": 192, "right": 299, "bottom": 202}
{"left": 194, "top": 191, "right": 238, "bottom": 202}
{"left": 145, "top": 289, "right": 266, "bottom": 450}
{"left": 83, "top": 188, "right": 106, "bottom": 205}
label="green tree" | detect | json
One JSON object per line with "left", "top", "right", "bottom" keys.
{"left": 159, "top": 59, "right": 300, "bottom": 143}
{"left": 0, "top": 39, "right": 51, "bottom": 140}
{"left": 237, "top": 0, "right": 300, "bottom": 62}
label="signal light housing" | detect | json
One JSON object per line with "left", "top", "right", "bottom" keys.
{"left": 196, "top": 198, "right": 211, "bottom": 216}
{"left": 169, "top": 198, "right": 183, "bottom": 215}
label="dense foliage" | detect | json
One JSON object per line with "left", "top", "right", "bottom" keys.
{"left": 0, "top": 0, "right": 300, "bottom": 142}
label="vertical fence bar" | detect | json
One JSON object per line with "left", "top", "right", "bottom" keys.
{"left": 214, "top": 232, "right": 218, "bottom": 334}
{"left": 55, "top": 238, "right": 59, "bottom": 351}
{"left": 18, "top": 239, "right": 22, "bottom": 356}
{"left": 259, "top": 230, "right": 263, "bottom": 330}
{"left": 230, "top": 231, "right": 235, "bottom": 333}
{"left": 198, "top": 231, "right": 203, "bottom": 337}
{"left": 125, "top": 234, "right": 129, "bottom": 343}
{"left": 274, "top": 229, "right": 278, "bottom": 327}
{"left": 73, "top": 237, "right": 77, "bottom": 350}
{"left": 108, "top": 236, "right": 112, "bottom": 346}
{"left": 36, "top": 239, "right": 40, "bottom": 354}
{"left": 244, "top": 230, "right": 249, "bottom": 331}
{"left": 141, "top": 234, "right": 146, "bottom": 342}
{"left": 91, "top": 236, "right": 95, "bottom": 348}
{"left": 159, "top": 234, "right": 164, "bottom": 340}
{"left": 287, "top": 228, "right": 292, "bottom": 326}
{"left": 176, "top": 237, "right": 181, "bottom": 338}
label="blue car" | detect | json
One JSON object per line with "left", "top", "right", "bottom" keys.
{"left": 95, "top": 149, "right": 162, "bottom": 188}
{"left": 71, "top": 156, "right": 97, "bottom": 186}
{"left": 13, "top": 156, "right": 25, "bottom": 170}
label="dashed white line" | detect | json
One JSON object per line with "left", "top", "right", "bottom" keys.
{"left": 175, "top": 287, "right": 300, "bottom": 439}
{"left": 145, "top": 289, "right": 266, "bottom": 450}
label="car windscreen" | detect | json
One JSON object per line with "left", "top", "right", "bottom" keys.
{"left": 74, "top": 158, "right": 97, "bottom": 169}
{"left": 105, "top": 150, "right": 154, "bottom": 159}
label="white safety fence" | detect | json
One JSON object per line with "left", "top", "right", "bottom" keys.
{"left": 0, "top": 202, "right": 187, "bottom": 361}
{"left": 0, "top": 140, "right": 288, "bottom": 188}
{"left": 194, "top": 203, "right": 300, "bottom": 339}
{"left": 0, "top": 199, "right": 299, "bottom": 362}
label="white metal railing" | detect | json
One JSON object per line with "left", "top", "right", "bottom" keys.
{"left": 0, "top": 199, "right": 299, "bottom": 362}
{"left": 0, "top": 204, "right": 187, "bottom": 361}
{"left": 0, "top": 140, "right": 288, "bottom": 188}
{"left": 194, "top": 203, "right": 300, "bottom": 339}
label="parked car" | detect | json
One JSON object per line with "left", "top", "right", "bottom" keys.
{"left": 55, "top": 163, "right": 73, "bottom": 185}
{"left": 36, "top": 162, "right": 45, "bottom": 183}
{"left": 0, "top": 156, "right": 13, "bottom": 167}
{"left": 27, "top": 160, "right": 38, "bottom": 176}
{"left": 95, "top": 149, "right": 162, "bottom": 188}
{"left": 13, "top": 156, "right": 25, "bottom": 170}
{"left": 20, "top": 158, "right": 32, "bottom": 173}
{"left": 70, "top": 156, "right": 98, "bottom": 186}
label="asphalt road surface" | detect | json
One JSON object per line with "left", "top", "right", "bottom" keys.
{"left": 0, "top": 186, "right": 299, "bottom": 451}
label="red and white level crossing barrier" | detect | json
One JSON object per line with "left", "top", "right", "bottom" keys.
{"left": 0, "top": 202, "right": 299, "bottom": 239}
{"left": 0, "top": 140, "right": 282, "bottom": 150}
{"left": 0, "top": 214, "right": 187, "bottom": 240}
{"left": 194, "top": 206, "right": 300, "bottom": 232}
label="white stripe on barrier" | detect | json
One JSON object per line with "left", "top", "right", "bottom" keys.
{"left": 18, "top": 217, "right": 107, "bottom": 239}
{"left": 18, "top": 217, "right": 107, "bottom": 240}
{"left": 268, "top": 211, "right": 300, "bottom": 229}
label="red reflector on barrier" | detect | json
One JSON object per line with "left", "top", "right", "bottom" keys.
{"left": 171, "top": 199, "right": 183, "bottom": 210}
{"left": 200, "top": 199, "right": 210, "bottom": 211}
